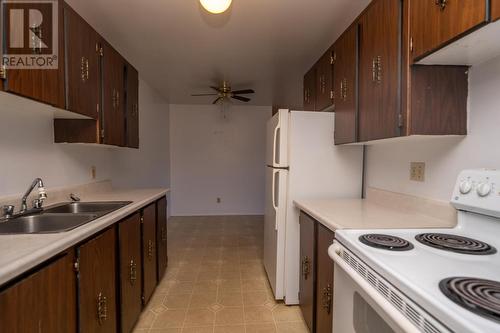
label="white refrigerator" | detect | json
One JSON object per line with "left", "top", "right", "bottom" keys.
{"left": 264, "top": 109, "right": 363, "bottom": 305}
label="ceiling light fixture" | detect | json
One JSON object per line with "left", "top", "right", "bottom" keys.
{"left": 199, "top": 0, "right": 232, "bottom": 14}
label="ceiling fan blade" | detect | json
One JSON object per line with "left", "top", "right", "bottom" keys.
{"left": 213, "top": 97, "right": 223, "bottom": 104}
{"left": 231, "top": 95, "right": 251, "bottom": 102}
{"left": 191, "top": 93, "right": 219, "bottom": 96}
{"left": 231, "top": 89, "right": 255, "bottom": 95}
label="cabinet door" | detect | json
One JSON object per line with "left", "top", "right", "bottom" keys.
{"left": 299, "top": 212, "right": 316, "bottom": 332}
{"left": 358, "top": 0, "right": 401, "bottom": 142}
{"left": 125, "top": 63, "right": 139, "bottom": 148}
{"left": 78, "top": 228, "right": 117, "bottom": 333}
{"left": 101, "top": 41, "right": 125, "bottom": 146}
{"left": 410, "top": 0, "right": 488, "bottom": 60}
{"left": 0, "top": 253, "right": 76, "bottom": 332}
{"left": 142, "top": 203, "right": 157, "bottom": 304}
{"left": 1, "top": 0, "right": 65, "bottom": 107}
{"left": 303, "top": 67, "right": 316, "bottom": 111}
{"left": 333, "top": 25, "right": 358, "bottom": 145}
{"left": 492, "top": 0, "right": 500, "bottom": 21}
{"left": 64, "top": 3, "right": 100, "bottom": 118}
{"left": 315, "top": 49, "right": 333, "bottom": 111}
{"left": 315, "top": 224, "right": 335, "bottom": 333}
{"left": 118, "top": 213, "right": 142, "bottom": 333}
{"left": 156, "top": 197, "right": 168, "bottom": 281}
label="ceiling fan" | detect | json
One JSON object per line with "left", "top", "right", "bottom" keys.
{"left": 191, "top": 81, "right": 255, "bottom": 104}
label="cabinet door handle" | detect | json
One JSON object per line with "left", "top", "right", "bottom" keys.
{"left": 129, "top": 260, "right": 137, "bottom": 285}
{"left": 97, "top": 292, "right": 108, "bottom": 325}
{"left": 81, "top": 57, "right": 89, "bottom": 82}
{"left": 322, "top": 284, "right": 333, "bottom": 314}
{"left": 148, "top": 240, "right": 155, "bottom": 259}
{"left": 340, "top": 78, "right": 348, "bottom": 101}
{"left": 161, "top": 227, "right": 167, "bottom": 241}
{"left": 301, "top": 256, "right": 310, "bottom": 280}
{"left": 372, "top": 56, "right": 382, "bottom": 83}
{"left": 435, "top": 0, "right": 447, "bottom": 10}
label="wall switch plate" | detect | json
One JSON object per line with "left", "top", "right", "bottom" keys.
{"left": 91, "top": 166, "right": 96, "bottom": 180}
{"left": 410, "top": 162, "right": 425, "bottom": 182}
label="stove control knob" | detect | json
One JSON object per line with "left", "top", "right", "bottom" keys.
{"left": 459, "top": 180, "right": 473, "bottom": 195}
{"left": 477, "top": 182, "right": 492, "bottom": 197}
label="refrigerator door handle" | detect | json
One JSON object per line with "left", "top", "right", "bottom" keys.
{"left": 272, "top": 124, "right": 280, "bottom": 166}
{"left": 272, "top": 169, "right": 279, "bottom": 230}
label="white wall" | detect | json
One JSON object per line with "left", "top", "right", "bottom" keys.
{"left": 170, "top": 104, "right": 271, "bottom": 216}
{"left": 366, "top": 55, "right": 500, "bottom": 202}
{"left": 0, "top": 78, "right": 170, "bottom": 198}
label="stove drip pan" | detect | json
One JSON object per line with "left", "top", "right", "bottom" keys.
{"left": 359, "top": 234, "right": 414, "bottom": 251}
{"left": 416, "top": 233, "right": 497, "bottom": 255}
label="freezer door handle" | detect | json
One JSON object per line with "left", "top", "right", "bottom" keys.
{"left": 272, "top": 124, "right": 280, "bottom": 166}
{"left": 272, "top": 169, "right": 279, "bottom": 230}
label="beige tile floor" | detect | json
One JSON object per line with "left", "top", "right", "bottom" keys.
{"left": 133, "top": 216, "right": 309, "bottom": 333}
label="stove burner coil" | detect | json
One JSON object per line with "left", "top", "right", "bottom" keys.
{"left": 416, "top": 233, "right": 496, "bottom": 255}
{"left": 359, "top": 234, "right": 414, "bottom": 251}
{"left": 440, "top": 277, "right": 500, "bottom": 323}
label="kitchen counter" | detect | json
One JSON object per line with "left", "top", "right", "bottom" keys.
{"left": 294, "top": 189, "right": 456, "bottom": 233}
{"left": 0, "top": 187, "right": 168, "bottom": 286}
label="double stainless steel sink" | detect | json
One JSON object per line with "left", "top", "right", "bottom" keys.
{"left": 0, "top": 201, "right": 132, "bottom": 234}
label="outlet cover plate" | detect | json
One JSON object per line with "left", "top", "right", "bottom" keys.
{"left": 410, "top": 162, "right": 425, "bottom": 182}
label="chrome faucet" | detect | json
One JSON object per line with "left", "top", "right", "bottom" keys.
{"left": 21, "top": 178, "right": 47, "bottom": 212}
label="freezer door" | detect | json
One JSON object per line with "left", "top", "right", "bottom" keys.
{"left": 266, "top": 109, "right": 289, "bottom": 167}
{"left": 263, "top": 167, "right": 288, "bottom": 300}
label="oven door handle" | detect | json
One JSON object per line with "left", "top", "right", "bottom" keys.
{"left": 329, "top": 244, "right": 422, "bottom": 333}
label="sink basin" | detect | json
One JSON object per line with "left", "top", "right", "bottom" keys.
{"left": 0, "top": 213, "right": 98, "bottom": 234}
{"left": 44, "top": 201, "right": 132, "bottom": 215}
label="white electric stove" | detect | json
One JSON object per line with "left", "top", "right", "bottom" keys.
{"left": 330, "top": 169, "right": 500, "bottom": 333}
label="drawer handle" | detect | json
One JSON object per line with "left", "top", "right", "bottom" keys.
{"left": 322, "top": 284, "right": 333, "bottom": 314}
{"left": 302, "top": 256, "right": 310, "bottom": 280}
{"left": 97, "top": 292, "right": 107, "bottom": 325}
{"left": 148, "top": 240, "right": 155, "bottom": 259}
{"left": 129, "top": 260, "right": 137, "bottom": 285}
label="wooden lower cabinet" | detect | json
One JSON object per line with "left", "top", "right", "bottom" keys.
{"left": 0, "top": 253, "right": 77, "bottom": 332}
{"left": 315, "top": 224, "right": 335, "bottom": 333}
{"left": 299, "top": 212, "right": 317, "bottom": 332}
{"left": 156, "top": 197, "right": 168, "bottom": 281}
{"left": 493, "top": 0, "right": 500, "bottom": 21}
{"left": 118, "top": 213, "right": 143, "bottom": 333}
{"left": 299, "top": 212, "right": 336, "bottom": 333}
{"left": 78, "top": 227, "right": 117, "bottom": 333}
{"left": 142, "top": 203, "right": 157, "bottom": 304}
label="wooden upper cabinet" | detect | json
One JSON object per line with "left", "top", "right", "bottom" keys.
{"left": 299, "top": 212, "right": 316, "bottom": 333}
{"left": 0, "top": 253, "right": 76, "bottom": 333}
{"left": 493, "top": 0, "right": 500, "bottom": 21}
{"left": 358, "top": 0, "right": 401, "bottom": 142}
{"left": 101, "top": 41, "right": 125, "bottom": 146}
{"left": 303, "top": 67, "right": 316, "bottom": 111}
{"left": 1, "top": 0, "right": 65, "bottom": 108}
{"left": 118, "top": 213, "right": 143, "bottom": 333}
{"left": 410, "top": 0, "right": 488, "bottom": 60}
{"left": 125, "top": 63, "right": 139, "bottom": 148}
{"left": 78, "top": 228, "right": 117, "bottom": 333}
{"left": 142, "top": 203, "right": 157, "bottom": 304}
{"left": 315, "top": 49, "right": 334, "bottom": 111}
{"left": 333, "top": 25, "right": 358, "bottom": 145}
{"left": 64, "top": 3, "right": 100, "bottom": 119}
{"left": 156, "top": 197, "right": 168, "bottom": 281}
{"left": 315, "top": 224, "right": 335, "bottom": 333}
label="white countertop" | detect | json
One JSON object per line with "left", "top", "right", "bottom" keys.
{"left": 294, "top": 198, "right": 456, "bottom": 233}
{"left": 0, "top": 188, "right": 168, "bottom": 286}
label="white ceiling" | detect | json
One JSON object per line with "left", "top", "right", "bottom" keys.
{"left": 65, "top": 0, "right": 369, "bottom": 107}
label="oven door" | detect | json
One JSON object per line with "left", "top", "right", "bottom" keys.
{"left": 330, "top": 244, "right": 422, "bottom": 333}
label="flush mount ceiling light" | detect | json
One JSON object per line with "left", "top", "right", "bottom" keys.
{"left": 199, "top": 0, "right": 232, "bottom": 14}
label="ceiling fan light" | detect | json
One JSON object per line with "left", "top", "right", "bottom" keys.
{"left": 199, "top": 0, "right": 232, "bottom": 14}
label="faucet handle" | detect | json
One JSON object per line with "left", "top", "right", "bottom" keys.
{"left": 70, "top": 193, "right": 81, "bottom": 202}
{"left": 33, "top": 199, "right": 44, "bottom": 209}
{"left": 3, "top": 205, "right": 15, "bottom": 218}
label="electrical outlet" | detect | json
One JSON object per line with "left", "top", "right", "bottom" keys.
{"left": 91, "top": 166, "right": 96, "bottom": 180}
{"left": 217, "top": 197, "right": 221, "bottom": 204}
{"left": 410, "top": 162, "right": 425, "bottom": 182}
